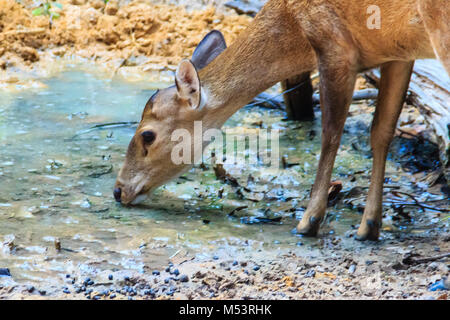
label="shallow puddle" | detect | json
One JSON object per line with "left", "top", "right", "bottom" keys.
{"left": 0, "top": 67, "right": 448, "bottom": 296}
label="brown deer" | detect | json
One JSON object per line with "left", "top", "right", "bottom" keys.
{"left": 114, "top": 0, "right": 449, "bottom": 241}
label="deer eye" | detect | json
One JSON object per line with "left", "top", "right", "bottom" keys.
{"left": 141, "top": 131, "right": 156, "bottom": 145}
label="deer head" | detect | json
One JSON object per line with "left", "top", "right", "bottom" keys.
{"left": 113, "top": 31, "right": 227, "bottom": 205}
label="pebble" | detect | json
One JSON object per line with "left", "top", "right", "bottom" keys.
{"left": 253, "top": 266, "right": 260, "bottom": 271}
{"left": 172, "top": 269, "right": 180, "bottom": 276}
{"left": 213, "top": 255, "right": 219, "bottom": 260}
{"left": 305, "top": 270, "right": 316, "bottom": 278}
{"left": 108, "top": 274, "right": 113, "bottom": 281}
{"left": 152, "top": 270, "right": 160, "bottom": 276}
{"left": 232, "top": 261, "right": 238, "bottom": 266}
{"left": 63, "top": 288, "right": 70, "bottom": 294}
{"left": 179, "top": 275, "right": 189, "bottom": 282}
{"left": 0, "top": 268, "right": 11, "bottom": 277}
{"left": 26, "top": 285, "right": 35, "bottom": 293}
{"left": 428, "top": 279, "right": 449, "bottom": 291}
{"left": 348, "top": 264, "right": 356, "bottom": 274}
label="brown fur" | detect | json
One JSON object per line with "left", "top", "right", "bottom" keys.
{"left": 115, "top": 0, "right": 449, "bottom": 240}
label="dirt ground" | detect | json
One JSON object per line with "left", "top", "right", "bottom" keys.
{"left": 2, "top": 234, "right": 449, "bottom": 300}
{"left": 0, "top": 0, "right": 250, "bottom": 87}
{"left": 0, "top": 0, "right": 449, "bottom": 300}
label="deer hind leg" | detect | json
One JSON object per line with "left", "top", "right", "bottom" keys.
{"left": 418, "top": 0, "right": 450, "bottom": 73}
{"left": 297, "top": 60, "right": 357, "bottom": 236}
{"left": 356, "top": 60, "right": 414, "bottom": 241}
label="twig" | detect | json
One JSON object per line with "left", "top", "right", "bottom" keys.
{"left": 389, "top": 191, "right": 450, "bottom": 212}
{"left": 402, "top": 253, "right": 450, "bottom": 265}
{"left": 69, "top": 121, "right": 138, "bottom": 139}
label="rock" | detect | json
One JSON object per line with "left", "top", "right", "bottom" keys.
{"left": 172, "top": 269, "right": 180, "bottom": 276}
{"left": 348, "top": 264, "right": 356, "bottom": 274}
{"left": 13, "top": 45, "right": 39, "bottom": 62}
{"left": 71, "top": 0, "right": 87, "bottom": 5}
{"left": 305, "top": 269, "right": 316, "bottom": 278}
{"left": 428, "top": 278, "right": 449, "bottom": 291}
{"left": 179, "top": 275, "right": 189, "bottom": 282}
{"left": 0, "top": 268, "right": 11, "bottom": 277}
{"left": 105, "top": 0, "right": 119, "bottom": 16}
{"left": 91, "top": 0, "right": 105, "bottom": 10}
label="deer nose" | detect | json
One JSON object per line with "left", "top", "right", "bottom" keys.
{"left": 113, "top": 187, "right": 122, "bottom": 202}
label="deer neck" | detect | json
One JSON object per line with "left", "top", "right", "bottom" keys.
{"left": 198, "top": 3, "right": 317, "bottom": 129}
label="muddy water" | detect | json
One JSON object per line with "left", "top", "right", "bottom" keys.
{"left": 0, "top": 68, "right": 448, "bottom": 297}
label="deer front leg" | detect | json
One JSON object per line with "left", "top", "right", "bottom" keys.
{"left": 356, "top": 60, "right": 414, "bottom": 241}
{"left": 297, "top": 63, "right": 357, "bottom": 236}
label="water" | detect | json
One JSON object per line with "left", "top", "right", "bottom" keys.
{"left": 0, "top": 69, "right": 447, "bottom": 295}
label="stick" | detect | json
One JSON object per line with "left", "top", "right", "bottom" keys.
{"left": 69, "top": 121, "right": 138, "bottom": 139}
{"left": 403, "top": 253, "right": 450, "bottom": 265}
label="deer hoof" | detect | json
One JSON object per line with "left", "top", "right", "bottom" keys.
{"left": 296, "top": 216, "right": 321, "bottom": 237}
{"left": 355, "top": 219, "right": 381, "bottom": 241}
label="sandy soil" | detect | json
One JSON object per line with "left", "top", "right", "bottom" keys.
{"left": 0, "top": 0, "right": 250, "bottom": 87}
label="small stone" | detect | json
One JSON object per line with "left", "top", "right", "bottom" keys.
{"left": 428, "top": 279, "right": 449, "bottom": 291}
{"left": 63, "top": 288, "right": 70, "bottom": 294}
{"left": 91, "top": 0, "right": 104, "bottom": 10}
{"left": 26, "top": 285, "right": 35, "bottom": 293}
{"left": 348, "top": 264, "right": 356, "bottom": 274}
{"left": 0, "top": 268, "right": 11, "bottom": 277}
{"left": 232, "top": 261, "right": 238, "bottom": 266}
{"left": 179, "top": 275, "right": 189, "bottom": 283}
{"left": 105, "top": 0, "right": 118, "bottom": 15}
{"left": 152, "top": 270, "right": 160, "bottom": 276}
{"left": 108, "top": 274, "right": 113, "bottom": 280}
{"left": 172, "top": 269, "right": 180, "bottom": 276}
{"left": 71, "top": 0, "right": 86, "bottom": 5}
{"left": 305, "top": 269, "right": 316, "bottom": 278}
{"left": 253, "top": 266, "right": 260, "bottom": 271}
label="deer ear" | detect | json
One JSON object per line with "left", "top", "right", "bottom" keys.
{"left": 191, "top": 30, "right": 227, "bottom": 70}
{"left": 175, "top": 59, "right": 201, "bottom": 108}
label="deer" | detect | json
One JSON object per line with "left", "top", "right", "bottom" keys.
{"left": 113, "top": 0, "right": 449, "bottom": 241}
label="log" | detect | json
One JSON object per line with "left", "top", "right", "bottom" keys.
{"left": 365, "top": 59, "right": 450, "bottom": 180}
{"left": 250, "top": 88, "right": 379, "bottom": 110}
